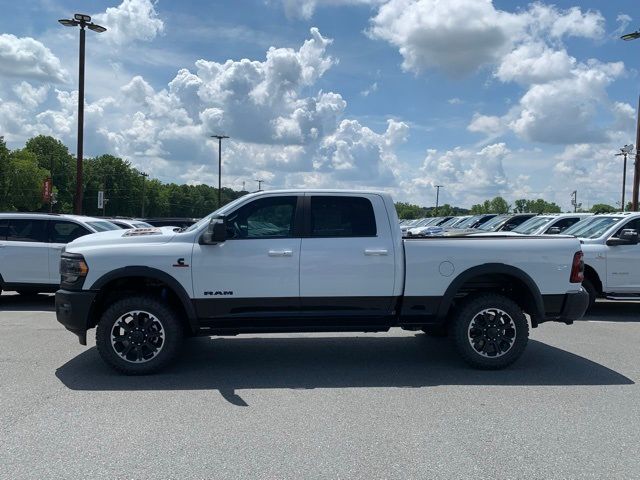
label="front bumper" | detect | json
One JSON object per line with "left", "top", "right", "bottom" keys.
{"left": 55, "top": 289, "right": 98, "bottom": 345}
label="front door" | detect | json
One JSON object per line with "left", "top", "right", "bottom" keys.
{"left": 606, "top": 218, "right": 640, "bottom": 292}
{"left": 192, "top": 195, "right": 302, "bottom": 321}
{"left": 299, "top": 194, "right": 396, "bottom": 317}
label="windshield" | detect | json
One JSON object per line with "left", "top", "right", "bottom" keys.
{"left": 513, "top": 216, "right": 554, "bottom": 234}
{"left": 87, "top": 221, "right": 120, "bottom": 232}
{"left": 440, "top": 217, "right": 461, "bottom": 228}
{"left": 478, "top": 215, "right": 509, "bottom": 231}
{"left": 455, "top": 215, "right": 481, "bottom": 229}
{"left": 563, "top": 216, "right": 623, "bottom": 238}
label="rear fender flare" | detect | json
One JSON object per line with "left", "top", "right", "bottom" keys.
{"left": 436, "top": 263, "right": 544, "bottom": 322}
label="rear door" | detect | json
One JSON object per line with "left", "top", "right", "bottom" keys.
{"left": 2, "top": 219, "right": 50, "bottom": 285}
{"left": 299, "top": 194, "right": 396, "bottom": 317}
{"left": 47, "top": 220, "right": 92, "bottom": 283}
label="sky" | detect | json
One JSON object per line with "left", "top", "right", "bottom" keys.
{"left": 0, "top": 0, "right": 638, "bottom": 211}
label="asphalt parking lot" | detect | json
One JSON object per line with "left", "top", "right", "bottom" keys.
{"left": 0, "top": 292, "right": 638, "bottom": 479}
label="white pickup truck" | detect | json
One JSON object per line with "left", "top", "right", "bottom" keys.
{"left": 562, "top": 212, "right": 640, "bottom": 307}
{"left": 55, "top": 190, "right": 588, "bottom": 374}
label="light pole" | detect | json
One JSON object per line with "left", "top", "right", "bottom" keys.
{"left": 615, "top": 145, "right": 634, "bottom": 211}
{"left": 255, "top": 179, "right": 264, "bottom": 191}
{"left": 59, "top": 13, "right": 106, "bottom": 215}
{"left": 211, "top": 134, "right": 229, "bottom": 207}
{"left": 621, "top": 27, "right": 640, "bottom": 211}
{"left": 434, "top": 185, "right": 443, "bottom": 216}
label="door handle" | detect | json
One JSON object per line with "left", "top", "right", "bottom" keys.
{"left": 268, "top": 249, "right": 293, "bottom": 257}
{"left": 364, "top": 249, "right": 388, "bottom": 256}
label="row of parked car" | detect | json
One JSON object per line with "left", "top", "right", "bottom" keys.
{"left": 0, "top": 213, "right": 199, "bottom": 295}
{"left": 400, "top": 212, "right": 593, "bottom": 237}
{"left": 401, "top": 211, "right": 640, "bottom": 307}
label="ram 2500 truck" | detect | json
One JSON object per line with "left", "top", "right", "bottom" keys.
{"left": 55, "top": 190, "right": 588, "bottom": 374}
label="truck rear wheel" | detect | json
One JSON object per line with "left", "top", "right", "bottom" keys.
{"left": 451, "top": 294, "right": 528, "bottom": 369}
{"left": 96, "top": 295, "right": 183, "bottom": 375}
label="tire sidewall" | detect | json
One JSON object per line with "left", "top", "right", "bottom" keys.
{"left": 452, "top": 294, "right": 529, "bottom": 369}
{"left": 96, "top": 296, "right": 183, "bottom": 375}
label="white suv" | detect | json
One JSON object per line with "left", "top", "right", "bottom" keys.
{"left": 0, "top": 213, "right": 119, "bottom": 295}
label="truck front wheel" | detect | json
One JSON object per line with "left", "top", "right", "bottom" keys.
{"left": 96, "top": 295, "right": 184, "bottom": 375}
{"left": 451, "top": 294, "right": 529, "bottom": 370}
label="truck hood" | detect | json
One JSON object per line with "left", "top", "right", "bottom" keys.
{"left": 67, "top": 227, "right": 178, "bottom": 249}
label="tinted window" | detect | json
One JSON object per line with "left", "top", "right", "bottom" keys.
{"left": 0, "top": 219, "right": 7, "bottom": 240}
{"left": 614, "top": 218, "right": 640, "bottom": 238}
{"left": 548, "top": 217, "right": 580, "bottom": 233}
{"left": 49, "top": 221, "right": 90, "bottom": 243}
{"left": 7, "top": 219, "right": 48, "bottom": 243}
{"left": 227, "top": 196, "right": 297, "bottom": 239}
{"left": 310, "top": 196, "right": 376, "bottom": 237}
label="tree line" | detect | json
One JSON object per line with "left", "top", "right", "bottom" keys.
{"left": 0, "top": 135, "right": 627, "bottom": 219}
{"left": 0, "top": 135, "right": 246, "bottom": 217}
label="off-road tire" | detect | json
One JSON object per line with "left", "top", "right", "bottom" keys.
{"left": 451, "top": 294, "right": 529, "bottom": 370}
{"left": 96, "top": 295, "right": 183, "bottom": 375}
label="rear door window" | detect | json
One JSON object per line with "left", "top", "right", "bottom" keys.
{"left": 309, "top": 196, "right": 377, "bottom": 237}
{"left": 6, "top": 219, "right": 48, "bottom": 243}
{"left": 48, "top": 221, "right": 91, "bottom": 243}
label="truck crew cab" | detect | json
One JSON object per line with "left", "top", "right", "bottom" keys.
{"left": 56, "top": 190, "right": 588, "bottom": 374}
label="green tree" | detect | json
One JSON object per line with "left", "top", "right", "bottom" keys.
{"left": 24, "top": 135, "right": 75, "bottom": 212}
{"left": 590, "top": 203, "right": 617, "bottom": 214}
{"left": 395, "top": 202, "right": 429, "bottom": 219}
{"left": 0, "top": 137, "right": 10, "bottom": 210}
{"left": 6, "top": 149, "right": 49, "bottom": 211}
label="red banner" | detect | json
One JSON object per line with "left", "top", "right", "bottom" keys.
{"left": 42, "top": 178, "right": 52, "bottom": 202}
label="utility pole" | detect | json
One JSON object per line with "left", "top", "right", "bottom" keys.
{"left": 242, "top": 181, "right": 245, "bottom": 191}
{"left": 211, "top": 134, "right": 229, "bottom": 208}
{"left": 59, "top": 14, "right": 106, "bottom": 215}
{"left": 570, "top": 190, "right": 581, "bottom": 213}
{"left": 434, "top": 185, "right": 443, "bottom": 216}
{"left": 615, "top": 145, "right": 634, "bottom": 211}
{"left": 255, "top": 179, "right": 264, "bottom": 191}
{"left": 140, "top": 171, "right": 149, "bottom": 217}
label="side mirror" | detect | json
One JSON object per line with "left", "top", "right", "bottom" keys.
{"left": 502, "top": 223, "right": 517, "bottom": 231}
{"left": 547, "top": 226, "right": 562, "bottom": 235}
{"left": 606, "top": 229, "right": 639, "bottom": 246}
{"left": 200, "top": 216, "right": 227, "bottom": 245}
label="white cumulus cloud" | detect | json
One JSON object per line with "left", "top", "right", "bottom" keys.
{"left": 94, "top": 0, "right": 164, "bottom": 46}
{"left": 0, "top": 34, "right": 68, "bottom": 83}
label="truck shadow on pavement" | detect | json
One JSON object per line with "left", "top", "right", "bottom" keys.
{"left": 56, "top": 335, "right": 633, "bottom": 406}
{"left": 0, "top": 294, "right": 55, "bottom": 312}
{"left": 581, "top": 301, "right": 640, "bottom": 322}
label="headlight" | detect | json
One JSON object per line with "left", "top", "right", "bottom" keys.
{"left": 60, "top": 253, "right": 89, "bottom": 289}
